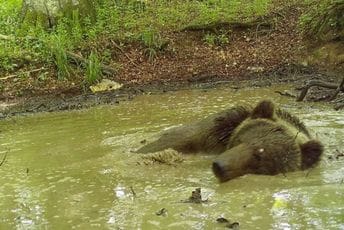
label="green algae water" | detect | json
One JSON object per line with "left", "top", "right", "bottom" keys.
{"left": 0, "top": 85, "right": 343, "bottom": 229}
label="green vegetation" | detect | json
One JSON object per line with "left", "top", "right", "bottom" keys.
{"left": 299, "top": 0, "right": 344, "bottom": 42}
{"left": 0, "top": 0, "right": 22, "bottom": 71}
{"left": 140, "top": 29, "right": 167, "bottom": 61}
{"left": 1, "top": 0, "right": 342, "bottom": 90}
{"left": 51, "top": 34, "right": 70, "bottom": 80}
{"left": 203, "top": 32, "right": 230, "bottom": 47}
{"left": 85, "top": 51, "right": 102, "bottom": 85}
{"left": 0, "top": 0, "right": 273, "bottom": 77}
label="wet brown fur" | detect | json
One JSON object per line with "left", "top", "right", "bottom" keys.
{"left": 136, "top": 105, "right": 252, "bottom": 154}
{"left": 136, "top": 100, "right": 323, "bottom": 182}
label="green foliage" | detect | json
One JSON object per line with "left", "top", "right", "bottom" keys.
{"left": 0, "top": 0, "right": 273, "bottom": 83}
{"left": 0, "top": 55, "right": 13, "bottom": 71}
{"left": 50, "top": 34, "right": 70, "bottom": 80}
{"left": 0, "top": 0, "right": 21, "bottom": 70}
{"left": 49, "top": 21, "right": 74, "bottom": 80}
{"left": 85, "top": 51, "right": 102, "bottom": 85}
{"left": 0, "top": 0, "right": 21, "bottom": 35}
{"left": 140, "top": 29, "right": 167, "bottom": 61}
{"left": 203, "top": 32, "right": 230, "bottom": 47}
{"left": 203, "top": 33, "right": 217, "bottom": 46}
{"left": 299, "top": 0, "right": 344, "bottom": 41}
{"left": 70, "top": 10, "right": 83, "bottom": 43}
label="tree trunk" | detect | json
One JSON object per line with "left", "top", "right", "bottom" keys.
{"left": 20, "top": 0, "right": 96, "bottom": 28}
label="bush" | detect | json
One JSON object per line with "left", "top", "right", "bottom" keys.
{"left": 300, "top": 0, "right": 344, "bottom": 42}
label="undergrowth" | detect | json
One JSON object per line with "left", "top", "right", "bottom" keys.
{"left": 85, "top": 51, "right": 102, "bottom": 85}
{"left": 299, "top": 0, "right": 344, "bottom": 42}
{"left": 1, "top": 0, "right": 277, "bottom": 84}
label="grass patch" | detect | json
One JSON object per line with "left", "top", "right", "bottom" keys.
{"left": 85, "top": 51, "right": 102, "bottom": 85}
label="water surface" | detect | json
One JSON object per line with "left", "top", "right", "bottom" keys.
{"left": 0, "top": 84, "right": 343, "bottom": 229}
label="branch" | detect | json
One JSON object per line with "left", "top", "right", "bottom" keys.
{"left": 296, "top": 80, "right": 342, "bottom": 101}
{"left": 0, "top": 67, "right": 46, "bottom": 80}
{"left": 330, "top": 77, "right": 344, "bottom": 100}
{"left": 275, "top": 90, "right": 296, "bottom": 98}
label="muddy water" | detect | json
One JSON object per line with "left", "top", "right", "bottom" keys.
{"left": 0, "top": 85, "right": 343, "bottom": 229}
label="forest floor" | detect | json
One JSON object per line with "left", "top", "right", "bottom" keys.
{"left": 0, "top": 2, "right": 343, "bottom": 118}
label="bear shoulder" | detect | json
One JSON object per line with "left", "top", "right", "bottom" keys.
{"left": 204, "top": 105, "right": 252, "bottom": 153}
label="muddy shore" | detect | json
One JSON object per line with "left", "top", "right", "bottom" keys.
{"left": 1, "top": 66, "right": 342, "bottom": 119}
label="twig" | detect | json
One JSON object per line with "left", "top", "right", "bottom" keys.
{"left": 293, "top": 131, "right": 300, "bottom": 141}
{"left": 110, "top": 40, "right": 140, "bottom": 68}
{"left": 0, "top": 151, "right": 8, "bottom": 167}
{"left": 0, "top": 67, "right": 46, "bottom": 80}
{"left": 255, "top": 22, "right": 273, "bottom": 39}
{"left": 275, "top": 90, "right": 296, "bottom": 98}
{"left": 130, "top": 186, "right": 136, "bottom": 198}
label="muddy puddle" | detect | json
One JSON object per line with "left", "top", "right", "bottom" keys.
{"left": 0, "top": 84, "right": 343, "bottom": 229}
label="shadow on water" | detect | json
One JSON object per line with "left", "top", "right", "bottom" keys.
{"left": 0, "top": 84, "right": 343, "bottom": 229}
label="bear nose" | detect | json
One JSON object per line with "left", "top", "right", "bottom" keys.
{"left": 212, "top": 161, "right": 227, "bottom": 178}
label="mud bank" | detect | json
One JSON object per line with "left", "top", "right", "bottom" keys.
{"left": 1, "top": 66, "right": 342, "bottom": 119}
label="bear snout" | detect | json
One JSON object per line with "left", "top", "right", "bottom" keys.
{"left": 212, "top": 161, "right": 230, "bottom": 181}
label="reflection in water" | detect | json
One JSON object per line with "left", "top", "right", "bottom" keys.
{"left": 0, "top": 84, "right": 343, "bottom": 229}
{"left": 271, "top": 190, "right": 292, "bottom": 230}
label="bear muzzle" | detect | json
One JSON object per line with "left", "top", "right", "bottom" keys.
{"left": 212, "top": 160, "right": 243, "bottom": 182}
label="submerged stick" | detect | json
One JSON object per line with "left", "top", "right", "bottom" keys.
{"left": 0, "top": 151, "right": 8, "bottom": 166}
{"left": 130, "top": 186, "right": 137, "bottom": 198}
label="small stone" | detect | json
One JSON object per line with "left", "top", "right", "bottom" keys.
{"left": 216, "top": 217, "right": 230, "bottom": 223}
{"left": 227, "top": 222, "right": 240, "bottom": 229}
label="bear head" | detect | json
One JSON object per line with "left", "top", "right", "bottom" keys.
{"left": 212, "top": 100, "right": 323, "bottom": 182}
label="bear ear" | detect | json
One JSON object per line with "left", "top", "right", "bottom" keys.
{"left": 300, "top": 140, "right": 324, "bottom": 169}
{"left": 251, "top": 100, "right": 275, "bottom": 119}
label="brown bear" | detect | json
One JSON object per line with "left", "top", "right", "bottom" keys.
{"left": 136, "top": 100, "right": 323, "bottom": 182}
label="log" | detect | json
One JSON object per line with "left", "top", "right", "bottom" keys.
{"left": 296, "top": 79, "right": 344, "bottom": 101}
